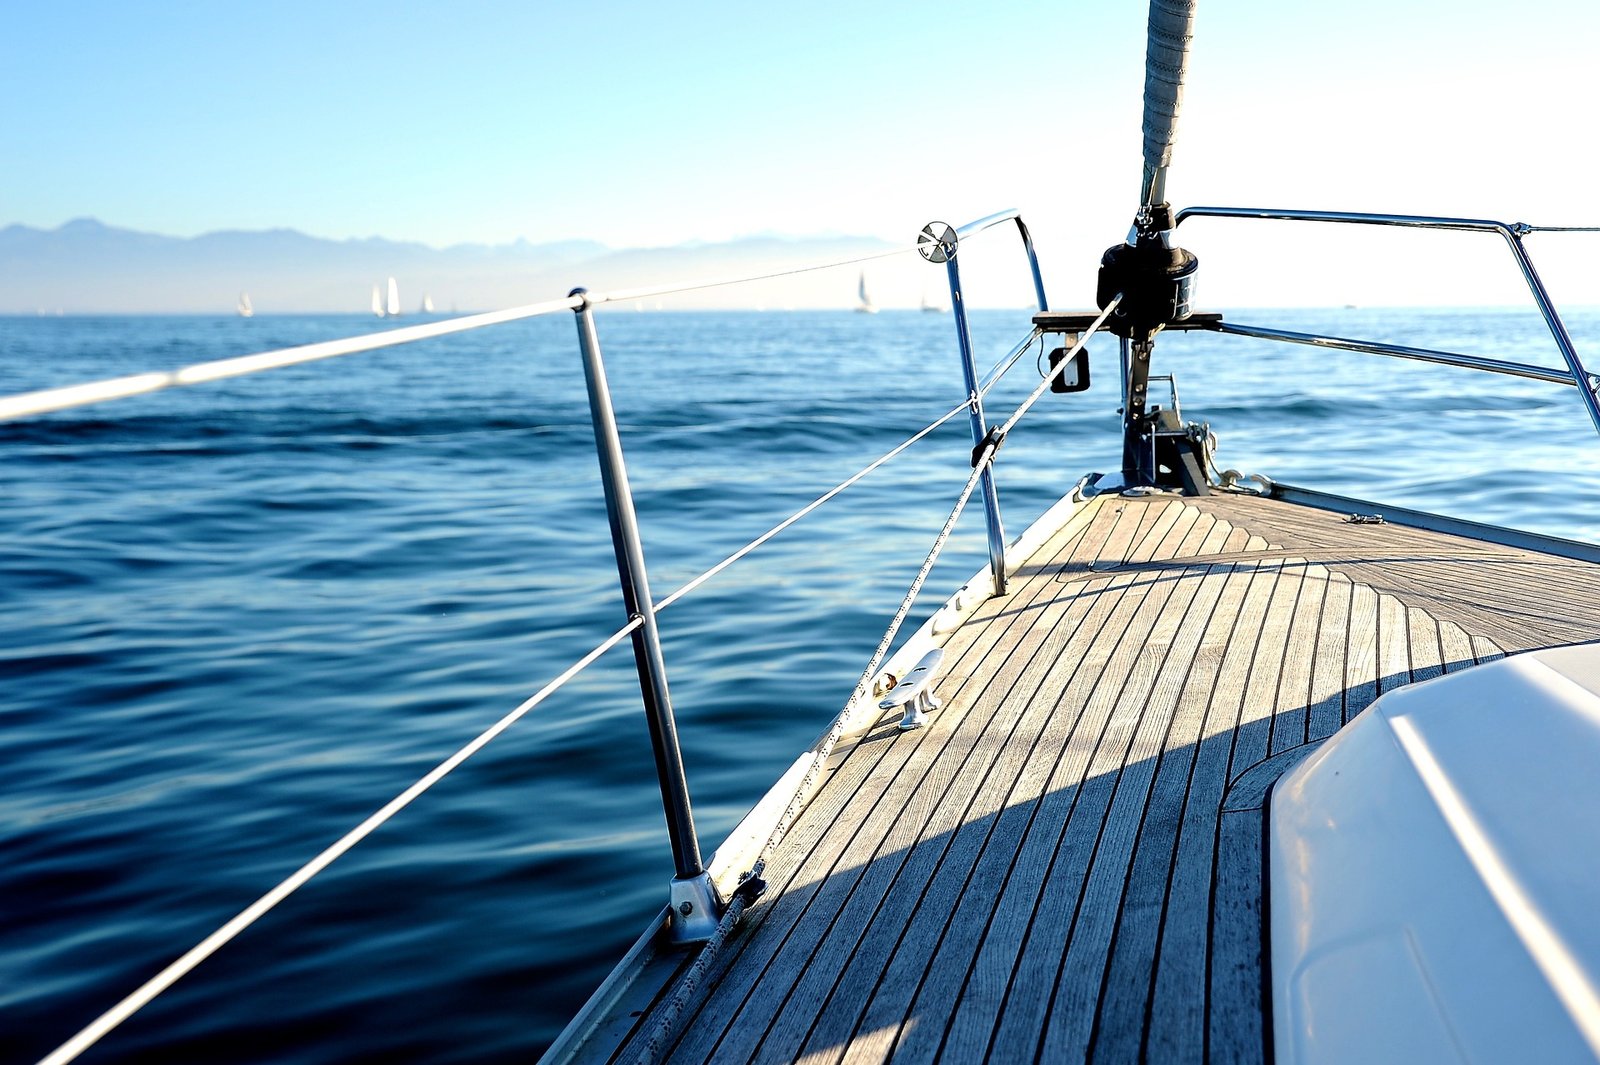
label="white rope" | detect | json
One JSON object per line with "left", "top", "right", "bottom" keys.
{"left": 655, "top": 398, "right": 970, "bottom": 612}
{"left": 588, "top": 243, "right": 920, "bottom": 307}
{"left": 996, "top": 299, "right": 1120, "bottom": 439}
{"left": 979, "top": 328, "right": 1045, "bottom": 398}
{"left": 0, "top": 244, "right": 921, "bottom": 424}
{"left": 0, "top": 296, "right": 585, "bottom": 423}
{"left": 36, "top": 617, "right": 643, "bottom": 1065}
{"left": 633, "top": 456, "right": 991, "bottom": 1059}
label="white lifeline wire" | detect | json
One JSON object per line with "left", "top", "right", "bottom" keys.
{"left": 631, "top": 315, "right": 1110, "bottom": 1055}
{"left": 0, "top": 242, "right": 922, "bottom": 425}
{"left": 0, "top": 296, "right": 584, "bottom": 423}
{"left": 656, "top": 397, "right": 970, "bottom": 612}
{"left": 637, "top": 448, "right": 994, "bottom": 1061}
{"left": 37, "top": 392, "right": 970, "bottom": 1064}
{"left": 37, "top": 617, "right": 642, "bottom": 1065}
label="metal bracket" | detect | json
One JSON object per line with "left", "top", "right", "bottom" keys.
{"left": 667, "top": 871, "right": 724, "bottom": 946}
{"left": 971, "top": 425, "right": 1006, "bottom": 468}
{"left": 878, "top": 649, "right": 945, "bottom": 731}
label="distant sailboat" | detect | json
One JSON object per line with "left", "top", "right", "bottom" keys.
{"left": 920, "top": 282, "right": 947, "bottom": 314}
{"left": 855, "top": 270, "right": 877, "bottom": 314}
{"left": 420, "top": 294, "right": 435, "bottom": 314}
{"left": 371, "top": 284, "right": 384, "bottom": 317}
{"left": 236, "top": 292, "right": 253, "bottom": 318}
{"left": 385, "top": 277, "right": 400, "bottom": 318}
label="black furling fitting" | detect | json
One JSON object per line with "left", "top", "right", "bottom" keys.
{"left": 1095, "top": 205, "right": 1199, "bottom": 343}
{"left": 971, "top": 425, "right": 1006, "bottom": 468}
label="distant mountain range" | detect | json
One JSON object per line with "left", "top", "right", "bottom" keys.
{"left": 0, "top": 219, "right": 902, "bottom": 314}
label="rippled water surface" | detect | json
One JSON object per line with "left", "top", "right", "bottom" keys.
{"left": 3, "top": 306, "right": 1597, "bottom": 1063}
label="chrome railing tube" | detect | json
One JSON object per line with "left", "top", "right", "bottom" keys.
{"left": 941, "top": 252, "right": 1009, "bottom": 597}
{"left": 1499, "top": 230, "right": 1600, "bottom": 437}
{"left": 1173, "top": 205, "right": 1512, "bottom": 233}
{"left": 569, "top": 290, "right": 721, "bottom": 944}
{"left": 1213, "top": 321, "right": 1579, "bottom": 387}
{"left": 953, "top": 209, "right": 1050, "bottom": 313}
{"left": 1012, "top": 215, "right": 1050, "bottom": 313}
{"left": 1174, "top": 205, "right": 1600, "bottom": 440}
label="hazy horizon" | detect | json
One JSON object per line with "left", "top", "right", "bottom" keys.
{"left": 5, "top": 2, "right": 1598, "bottom": 310}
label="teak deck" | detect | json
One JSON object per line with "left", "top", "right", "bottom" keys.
{"left": 602, "top": 489, "right": 1600, "bottom": 1063}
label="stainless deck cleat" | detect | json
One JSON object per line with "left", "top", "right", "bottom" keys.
{"left": 877, "top": 648, "right": 945, "bottom": 731}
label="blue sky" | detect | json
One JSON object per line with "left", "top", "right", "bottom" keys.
{"left": 5, "top": 0, "right": 1599, "bottom": 306}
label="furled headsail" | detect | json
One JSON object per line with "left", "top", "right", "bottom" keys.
{"left": 1140, "top": 0, "right": 1198, "bottom": 210}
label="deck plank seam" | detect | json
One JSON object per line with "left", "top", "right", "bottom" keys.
{"left": 1014, "top": 555, "right": 1225, "bottom": 1062}
{"left": 1078, "top": 563, "right": 1245, "bottom": 1063}
{"left": 875, "top": 559, "right": 1191, "bottom": 1062}
{"left": 940, "top": 561, "right": 1236, "bottom": 1064}
{"left": 669, "top": 524, "right": 1117, "bottom": 1062}
{"left": 751, "top": 569, "right": 1143, "bottom": 1063}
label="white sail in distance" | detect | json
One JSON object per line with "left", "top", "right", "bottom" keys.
{"left": 855, "top": 270, "right": 877, "bottom": 314}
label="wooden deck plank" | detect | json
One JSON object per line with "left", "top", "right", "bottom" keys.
{"left": 1034, "top": 564, "right": 1225, "bottom": 1063}
{"left": 1408, "top": 605, "right": 1446, "bottom": 684}
{"left": 1269, "top": 565, "right": 1327, "bottom": 756}
{"left": 932, "top": 563, "right": 1232, "bottom": 1063}
{"left": 839, "top": 503, "right": 1205, "bottom": 1063}
{"left": 1438, "top": 619, "right": 1477, "bottom": 673}
{"left": 1375, "top": 593, "right": 1411, "bottom": 695}
{"left": 1137, "top": 559, "right": 1278, "bottom": 1064}
{"left": 659, "top": 516, "right": 1107, "bottom": 1061}
{"left": 1306, "top": 572, "right": 1352, "bottom": 744}
{"left": 734, "top": 567, "right": 1149, "bottom": 1059}
{"left": 1209, "top": 801, "right": 1268, "bottom": 1064}
{"left": 1343, "top": 580, "right": 1380, "bottom": 725}
{"left": 602, "top": 490, "right": 1600, "bottom": 1065}
{"left": 1080, "top": 565, "right": 1248, "bottom": 1064}
{"left": 782, "top": 572, "right": 1154, "bottom": 1065}
{"left": 1222, "top": 556, "right": 1305, "bottom": 788}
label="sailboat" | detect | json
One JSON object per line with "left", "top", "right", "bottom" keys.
{"left": 420, "top": 294, "right": 435, "bottom": 314}
{"left": 854, "top": 269, "right": 877, "bottom": 313}
{"left": 13, "top": 3, "right": 1600, "bottom": 1064}
{"left": 235, "top": 292, "right": 253, "bottom": 318}
{"left": 370, "top": 283, "right": 384, "bottom": 317}
{"left": 385, "top": 277, "right": 400, "bottom": 318}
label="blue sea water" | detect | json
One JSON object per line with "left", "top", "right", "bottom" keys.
{"left": 2, "top": 306, "right": 1598, "bottom": 1063}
